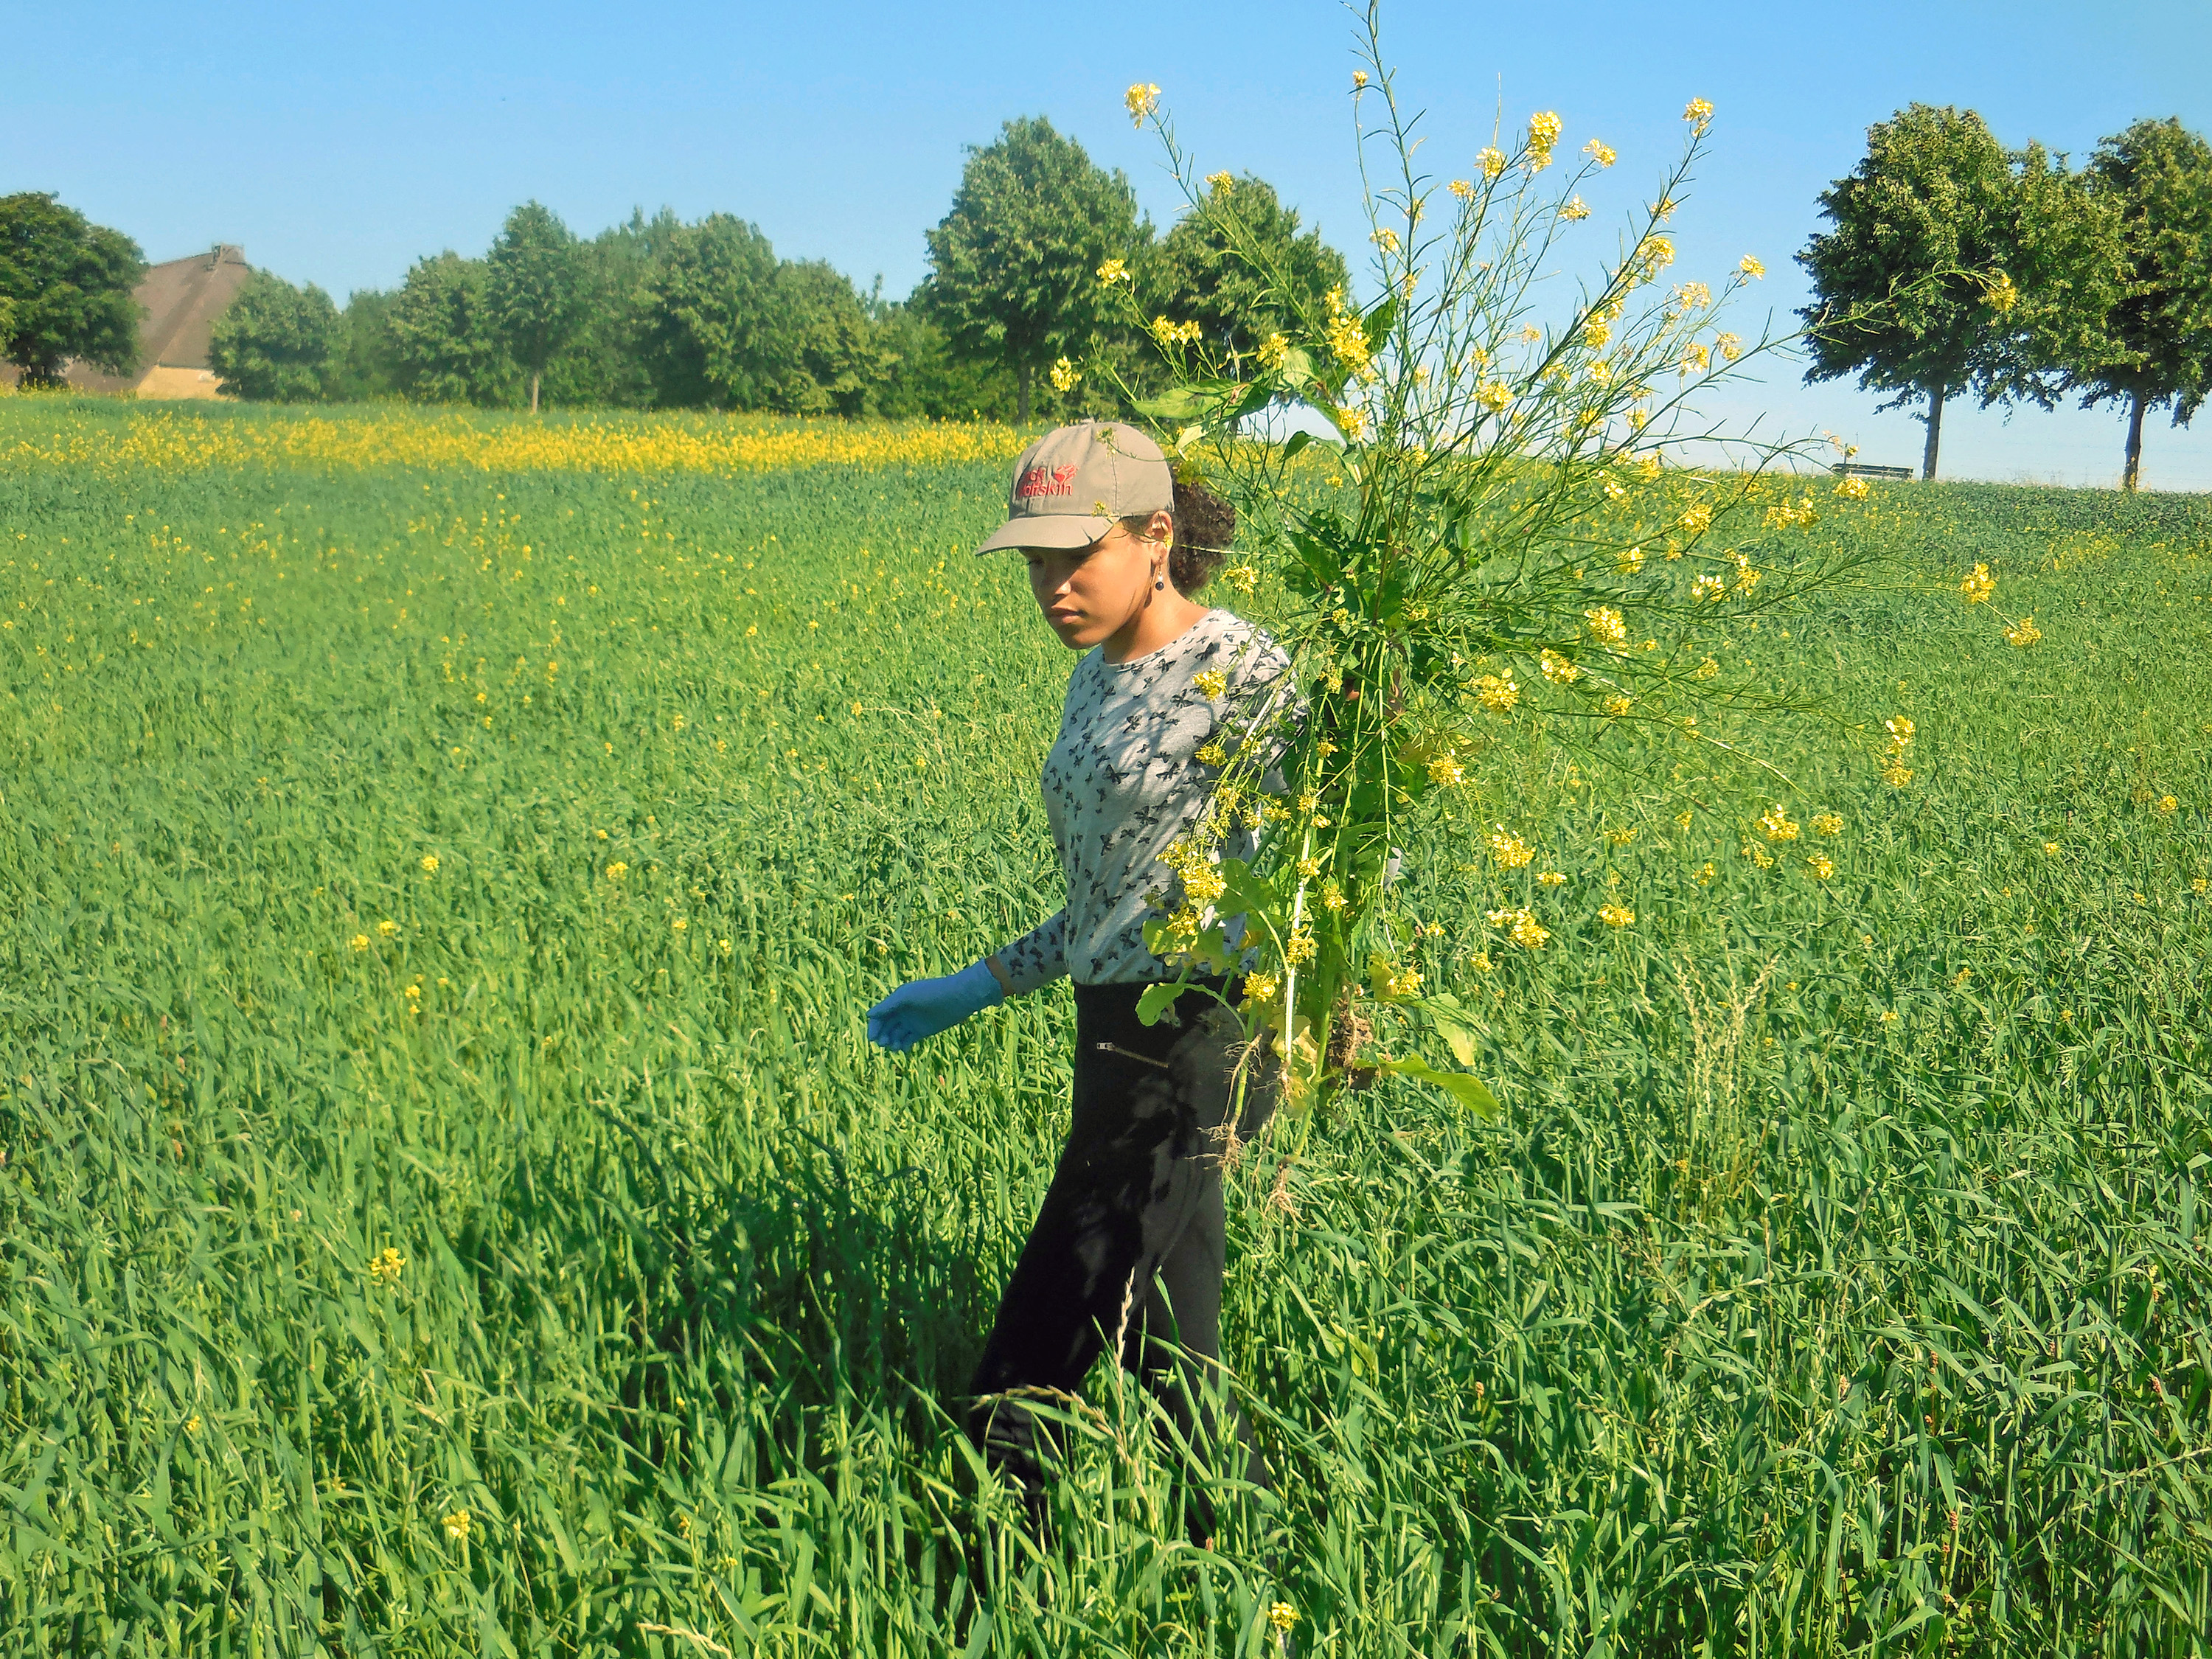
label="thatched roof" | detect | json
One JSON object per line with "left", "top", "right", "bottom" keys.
{"left": 64, "top": 245, "right": 252, "bottom": 394}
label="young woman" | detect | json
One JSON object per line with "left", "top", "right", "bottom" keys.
{"left": 866, "top": 420, "right": 1290, "bottom": 1531}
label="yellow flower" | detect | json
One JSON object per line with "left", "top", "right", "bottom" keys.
{"left": 1959, "top": 563, "right": 1994, "bottom": 604}
{"left": 1603, "top": 695, "right": 1632, "bottom": 717}
{"left": 1205, "top": 170, "right": 1234, "bottom": 194}
{"left": 1527, "top": 111, "right": 1562, "bottom": 167}
{"left": 1882, "top": 762, "right": 1915, "bottom": 787}
{"left": 1371, "top": 226, "right": 1401, "bottom": 254}
{"left": 1584, "top": 606, "right": 1627, "bottom": 646}
{"left": 1537, "top": 870, "right": 1568, "bottom": 886}
{"left": 1195, "top": 741, "right": 1228, "bottom": 768}
{"left": 1125, "top": 83, "right": 1161, "bottom": 125}
{"left": 1352, "top": 69, "right": 1368, "bottom": 88}
{"left": 1739, "top": 254, "right": 1764, "bottom": 279}
{"left": 605, "top": 861, "right": 628, "bottom": 881}
{"left": 1097, "top": 257, "right": 1130, "bottom": 285}
{"left": 1284, "top": 929, "right": 1318, "bottom": 965}
{"left": 1716, "top": 332, "right": 1743, "bottom": 361}
{"left": 1599, "top": 902, "right": 1635, "bottom": 928}
{"left": 1680, "top": 501, "right": 1712, "bottom": 535}
{"left": 1487, "top": 907, "right": 1550, "bottom": 949}
{"left": 1879, "top": 1009, "right": 1899, "bottom": 1025}
{"left": 1477, "top": 380, "right": 1513, "bottom": 414}
{"left": 1335, "top": 404, "right": 1369, "bottom": 440}
{"left": 1478, "top": 146, "right": 1507, "bottom": 180}
{"left": 1694, "top": 861, "right": 1717, "bottom": 884}
{"left": 1674, "top": 282, "right": 1713, "bottom": 310}
{"left": 349, "top": 933, "right": 371, "bottom": 953}
{"left": 1691, "top": 575, "right": 1725, "bottom": 604}
{"left": 2157, "top": 795, "right": 2178, "bottom": 813}
{"left": 443, "top": 1509, "right": 471, "bottom": 1542}
{"left": 1383, "top": 961, "right": 1424, "bottom": 998}
{"left": 1983, "top": 271, "right": 2019, "bottom": 314}
{"left": 1633, "top": 234, "right": 1675, "bottom": 282}
{"left": 1489, "top": 826, "right": 1535, "bottom": 869}
{"left": 1683, "top": 96, "right": 1715, "bottom": 131}
{"left": 1835, "top": 476, "right": 1871, "bottom": 501}
{"left": 420, "top": 853, "right": 439, "bottom": 874}
{"left": 1758, "top": 804, "right": 1801, "bottom": 842}
{"left": 1270, "top": 1604, "right": 1301, "bottom": 1634}
{"left": 1257, "top": 332, "right": 1290, "bottom": 371}
{"left": 1449, "top": 178, "right": 1476, "bottom": 200}
{"left": 2042, "top": 841, "right": 2060, "bottom": 855}
{"left": 376, "top": 919, "right": 399, "bottom": 938}
{"left": 1049, "top": 357, "right": 1081, "bottom": 392}
{"left": 1222, "top": 563, "right": 1259, "bottom": 594}
{"left": 1540, "top": 649, "right": 1579, "bottom": 684}
{"left": 1616, "top": 545, "right": 1644, "bottom": 575}
{"left": 1242, "top": 972, "right": 1281, "bottom": 1007}
{"left": 1585, "top": 139, "right": 1617, "bottom": 167}
{"left": 1193, "top": 669, "right": 1228, "bottom": 700}
{"left": 2004, "top": 616, "right": 2041, "bottom": 647}
{"left": 1475, "top": 672, "right": 1520, "bottom": 712}
{"left": 1812, "top": 813, "right": 1844, "bottom": 837}
{"left": 1605, "top": 826, "right": 1638, "bottom": 846}
{"left": 1321, "top": 878, "right": 1346, "bottom": 911}
{"left": 369, "top": 1247, "right": 406, "bottom": 1285}
{"left": 1806, "top": 853, "right": 1836, "bottom": 880}
{"left": 1560, "top": 196, "right": 1590, "bottom": 221}
{"left": 1427, "top": 750, "right": 1467, "bottom": 787}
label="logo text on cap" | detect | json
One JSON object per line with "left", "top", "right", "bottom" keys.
{"left": 1015, "top": 463, "right": 1079, "bottom": 501}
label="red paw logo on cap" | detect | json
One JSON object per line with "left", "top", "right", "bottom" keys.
{"left": 1015, "top": 463, "right": 1079, "bottom": 500}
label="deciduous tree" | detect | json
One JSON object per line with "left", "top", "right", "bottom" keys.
{"left": 1797, "top": 106, "right": 2118, "bottom": 480}
{"left": 1144, "top": 173, "right": 1349, "bottom": 369}
{"left": 209, "top": 271, "right": 341, "bottom": 402}
{"left": 923, "top": 117, "right": 1144, "bottom": 424}
{"left": 2070, "top": 118, "right": 2212, "bottom": 490}
{"left": 0, "top": 192, "right": 145, "bottom": 386}
{"left": 388, "top": 251, "right": 513, "bottom": 405}
{"left": 486, "top": 201, "right": 585, "bottom": 414}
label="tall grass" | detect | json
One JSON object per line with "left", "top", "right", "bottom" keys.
{"left": 2, "top": 402, "right": 2210, "bottom": 1655}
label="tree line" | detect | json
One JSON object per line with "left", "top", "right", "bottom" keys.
{"left": 1800, "top": 108, "right": 2212, "bottom": 487}
{"left": 7, "top": 104, "right": 2208, "bottom": 487}
{"left": 0, "top": 116, "right": 1344, "bottom": 429}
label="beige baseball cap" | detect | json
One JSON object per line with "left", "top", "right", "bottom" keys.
{"left": 973, "top": 420, "right": 1174, "bottom": 554}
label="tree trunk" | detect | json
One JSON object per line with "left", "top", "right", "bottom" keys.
{"left": 1921, "top": 379, "right": 1945, "bottom": 481}
{"left": 1016, "top": 361, "right": 1032, "bottom": 427}
{"left": 2123, "top": 389, "right": 2146, "bottom": 492}
{"left": 529, "top": 372, "right": 541, "bottom": 415}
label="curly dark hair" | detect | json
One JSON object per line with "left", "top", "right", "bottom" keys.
{"left": 1123, "top": 479, "right": 1236, "bottom": 594}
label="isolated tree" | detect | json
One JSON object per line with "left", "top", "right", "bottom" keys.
{"left": 2070, "top": 119, "right": 2212, "bottom": 490}
{"left": 924, "top": 116, "right": 1144, "bottom": 424}
{"left": 1798, "top": 106, "right": 2117, "bottom": 480}
{"left": 0, "top": 192, "right": 145, "bottom": 385}
{"left": 486, "top": 201, "right": 585, "bottom": 414}
{"left": 388, "top": 251, "right": 512, "bottom": 405}
{"left": 208, "top": 271, "right": 341, "bottom": 402}
{"left": 1144, "top": 173, "right": 1349, "bottom": 367}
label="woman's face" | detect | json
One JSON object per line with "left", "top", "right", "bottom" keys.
{"left": 1023, "top": 515, "right": 1170, "bottom": 650}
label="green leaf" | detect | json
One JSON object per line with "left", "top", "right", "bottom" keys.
{"left": 1137, "top": 981, "right": 1192, "bottom": 1026}
{"left": 1135, "top": 387, "right": 1205, "bottom": 420}
{"left": 1377, "top": 1056, "right": 1501, "bottom": 1121}
{"left": 1416, "top": 992, "right": 1482, "bottom": 1066}
{"left": 1280, "top": 430, "right": 1312, "bottom": 462}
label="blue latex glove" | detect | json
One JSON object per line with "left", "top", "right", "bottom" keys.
{"left": 866, "top": 959, "right": 1005, "bottom": 1051}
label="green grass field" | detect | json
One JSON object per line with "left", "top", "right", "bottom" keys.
{"left": 4, "top": 399, "right": 2211, "bottom": 1657}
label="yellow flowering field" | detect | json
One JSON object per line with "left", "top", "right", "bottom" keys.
{"left": 4, "top": 398, "right": 2211, "bottom": 1654}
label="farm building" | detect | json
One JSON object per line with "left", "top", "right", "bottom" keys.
{"left": 64, "top": 244, "right": 252, "bottom": 398}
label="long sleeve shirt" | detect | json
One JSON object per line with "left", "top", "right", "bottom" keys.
{"left": 995, "top": 608, "right": 1293, "bottom": 991}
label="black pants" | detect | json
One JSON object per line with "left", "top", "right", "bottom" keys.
{"left": 967, "top": 979, "right": 1274, "bottom": 1525}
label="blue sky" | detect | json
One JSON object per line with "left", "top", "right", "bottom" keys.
{"left": 11, "top": 1, "right": 2209, "bottom": 487}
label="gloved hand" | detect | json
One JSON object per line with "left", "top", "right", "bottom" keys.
{"left": 866, "top": 959, "right": 1005, "bottom": 1051}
